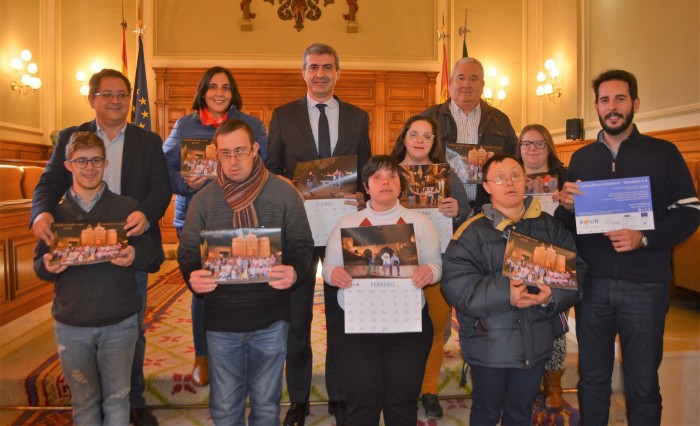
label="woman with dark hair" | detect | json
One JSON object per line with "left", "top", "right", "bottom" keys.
{"left": 515, "top": 124, "right": 569, "bottom": 411}
{"left": 163, "top": 66, "right": 268, "bottom": 386}
{"left": 322, "top": 155, "right": 442, "bottom": 425}
{"left": 389, "top": 115, "right": 471, "bottom": 419}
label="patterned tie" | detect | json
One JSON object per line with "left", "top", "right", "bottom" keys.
{"left": 316, "top": 103, "right": 331, "bottom": 158}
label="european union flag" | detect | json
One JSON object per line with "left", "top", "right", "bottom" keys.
{"left": 131, "top": 34, "right": 151, "bottom": 131}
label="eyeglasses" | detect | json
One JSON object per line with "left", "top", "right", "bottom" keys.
{"left": 406, "top": 131, "right": 435, "bottom": 142}
{"left": 93, "top": 92, "right": 130, "bottom": 101}
{"left": 485, "top": 173, "right": 524, "bottom": 185}
{"left": 67, "top": 157, "right": 106, "bottom": 169}
{"left": 520, "top": 140, "right": 547, "bottom": 150}
{"left": 218, "top": 147, "right": 252, "bottom": 161}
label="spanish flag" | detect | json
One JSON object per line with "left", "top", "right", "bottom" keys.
{"left": 440, "top": 43, "right": 449, "bottom": 103}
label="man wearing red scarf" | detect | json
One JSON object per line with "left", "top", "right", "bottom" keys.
{"left": 178, "top": 119, "right": 314, "bottom": 425}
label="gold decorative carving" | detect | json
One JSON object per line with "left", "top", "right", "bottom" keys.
{"left": 264, "top": 0, "right": 335, "bottom": 32}
{"left": 343, "top": 0, "right": 358, "bottom": 33}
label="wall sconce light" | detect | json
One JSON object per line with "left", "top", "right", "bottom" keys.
{"left": 76, "top": 71, "right": 90, "bottom": 97}
{"left": 75, "top": 63, "right": 102, "bottom": 97}
{"left": 483, "top": 67, "right": 508, "bottom": 107}
{"left": 10, "top": 50, "right": 42, "bottom": 95}
{"left": 536, "top": 59, "right": 562, "bottom": 102}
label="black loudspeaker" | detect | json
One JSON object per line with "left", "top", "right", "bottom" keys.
{"left": 566, "top": 118, "right": 584, "bottom": 140}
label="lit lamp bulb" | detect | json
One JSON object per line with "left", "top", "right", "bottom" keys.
{"left": 76, "top": 71, "right": 86, "bottom": 82}
{"left": 11, "top": 58, "right": 23, "bottom": 70}
{"left": 91, "top": 62, "right": 102, "bottom": 73}
{"left": 550, "top": 67, "right": 560, "bottom": 78}
{"left": 500, "top": 76, "right": 509, "bottom": 87}
{"left": 483, "top": 87, "right": 493, "bottom": 99}
{"left": 20, "top": 50, "right": 32, "bottom": 62}
{"left": 544, "top": 59, "right": 555, "bottom": 71}
{"left": 497, "top": 89, "right": 506, "bottom": 101}
{"left": 487, "top": 67, "right": 497, "bottom": 78}
{"left": 30, "top": 77, "right": 42, "bottom": 89}
{"left": 26, "top": 63, "right": 38, "bottom": 75}
{"left": 80, "top": 85, "right": 90, "bottom": 96}
{"left": 537, "top": 71, "right": 546, "bottom": 83}
{"left": 536, "top": 86, "right": 545, "bottom": 96}
{"left": 544, "top": 83, "right": 553, "bottom": 95}
{"left": 21, "top": 74, "right": 32, "bottom": 86}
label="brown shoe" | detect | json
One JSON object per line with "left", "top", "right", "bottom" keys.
{"left": 192, "top": 355, "right": 209, "bottom": 386}
{"left": 543, "top": 369, "right": 565, "bottom": 411}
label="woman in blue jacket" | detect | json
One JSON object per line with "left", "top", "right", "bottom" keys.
{"left": 162, "top": 66, "right": 268, "bottom": 386}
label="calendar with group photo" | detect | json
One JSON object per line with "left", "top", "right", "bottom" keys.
{"left": 200, "top": 228, "right": 282, "bottom": 284}
{"left": 502, "top": 231, "right": 578, "bottom": 290}
{"left": 399, "top": 163, "right": 453, "bottom": 252}
{"left": 49, "top": 222, "right": 128, "bottom": 266}
{"left": 181, "top": 138, "right": 218, "bottom": 178}
{"left": 446, "top": 143, "right": 502, "bottom": 184}
{"left": 292, "top": 155, "right": 358, "bottom": 246}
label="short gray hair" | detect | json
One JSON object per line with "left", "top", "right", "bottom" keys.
{"left": 302, "top": 43, "right": 340, "bottom": 70}
{"left": 451, "top": 57, "right": 484, "bottom": 79}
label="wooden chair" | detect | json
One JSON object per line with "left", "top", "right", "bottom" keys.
{"left": 0, "top": 165, "right": 25, "bottom": 201}
{"left": 20, "top": 166, "right": 45, "bottom": 199}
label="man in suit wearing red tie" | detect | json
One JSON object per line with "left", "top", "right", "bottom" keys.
{"left": 266, "top": 43, "right": 371, "bottom": 426}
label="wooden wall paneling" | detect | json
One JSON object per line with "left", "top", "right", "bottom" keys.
{"left": 11, "top": 233, "right": 42, "bottom": 299}
{"left": 0, "top": 241, "right": 6, "bottom": 304}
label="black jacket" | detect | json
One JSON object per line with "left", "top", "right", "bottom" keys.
{"left": 442, "top": 197, "right": 584, "bottom": 369}
{"left": 555, "top": 125, "right": 700, "bottom": 284}
{"left": 31, "top": 121, "right": 172, "bottom": 272}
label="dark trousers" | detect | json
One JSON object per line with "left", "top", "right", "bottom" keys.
{"left": 576, "top": 278, "right": 669, "bottom": 426}
{"left": 470, "top": 359, "right": 546, "bottom": 426}
{"left": 333, "top": 308, "right": 433, "bottom": 426}
{"left": 286, "top": 247, "right": 335, "bottom": 402}
{"left": 129, "top": 270, "right": 148, "bottom": 409}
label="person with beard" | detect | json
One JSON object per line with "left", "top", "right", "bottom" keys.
{"left": 555, "top": 69, "right": 700, "bottom": 425}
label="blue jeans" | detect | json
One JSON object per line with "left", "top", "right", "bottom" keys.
{"left": 207, "top": 320, "right": 289, "bottom": 426}
{"left": 470, "top": 359, "right": 546, "bottom": 426}
{"left": 55, "top": 314, "right": 138, "bottom": 426}
{"left": 192, "top": 294, "right": 208, "bottom": 356}
{"left": 129, "top": 270, "right": 148, "bottom": 409}
{"left": 576, "top": 278, "right": 669, "bottom": 426}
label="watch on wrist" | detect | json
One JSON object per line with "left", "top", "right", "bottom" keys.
{"left": 640, "top": 233, "right": 648, "bottom": 248}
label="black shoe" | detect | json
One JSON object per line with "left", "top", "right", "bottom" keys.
{"left": 283, "top": 402, "right": 309, "bottom": 426}
{"left": 421, "top": 394, "right": 443, "bottom": 420}
{"left": 328, "top": 400, "right": 347, "bottom": 426}
{"left": 130, "top": 407, "right": 159, "bottom": 426}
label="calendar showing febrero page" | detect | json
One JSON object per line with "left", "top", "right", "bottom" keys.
{"left": 344, "top": 278, "right": 422, "bottom": 333}
{"left": 340, "top": 223, "right": 422, "bottom": 333}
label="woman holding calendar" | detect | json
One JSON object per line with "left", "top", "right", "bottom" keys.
{"left": 322, "top": 155, "right": 442, "bottom": 426}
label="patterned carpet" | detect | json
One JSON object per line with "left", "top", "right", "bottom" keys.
{"left": 2, "top": 260, "right": 583, "bottom": 425}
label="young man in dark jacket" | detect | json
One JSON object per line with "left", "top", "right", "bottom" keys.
{"left": 556, "top": 69, "right": 700, "bottom": 425}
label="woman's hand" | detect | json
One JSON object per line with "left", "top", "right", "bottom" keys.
{"left": 411, "top": 264, "right": 434, "bottom": 288}
{"left": 438, "top": 197, "right": 459, "bottom": 218}
{"left": 330, "top": 266, "right": 353, "bottom": 289}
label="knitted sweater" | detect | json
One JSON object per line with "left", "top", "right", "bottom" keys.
{"left": 178, "top": 173, "right": 314, "bottom": 332}
{"left": 555, "top": 125, "right": 700, "bottom": 283}
{"left": 33, "top": 189, "right": 157, "bottom": 327}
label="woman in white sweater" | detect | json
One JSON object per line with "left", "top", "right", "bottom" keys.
{"left": 322, "top": 155, "right": 442, "bottom": 426}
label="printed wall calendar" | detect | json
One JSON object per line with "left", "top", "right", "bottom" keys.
{"left": 343, "top": 278, "right": 422, "bottom": 333}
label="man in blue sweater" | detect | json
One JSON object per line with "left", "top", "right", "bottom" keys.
{"left": 556, "top": 69, "right": 700, "bottom": 426}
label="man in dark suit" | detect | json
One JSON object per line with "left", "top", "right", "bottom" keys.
{"left": 31, "top": 69, "right": 172, "bottom": 426}
{"left": 266, "top": 43, "right": 371, "bottom": 426}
